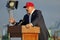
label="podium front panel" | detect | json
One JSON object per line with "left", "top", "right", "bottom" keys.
{"left": 22, "top": 33, "right": 38, "bottom": 40}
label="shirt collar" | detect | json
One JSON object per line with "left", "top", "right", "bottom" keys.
{"left": 27, "top": 9, "right": 35, "bottom": 16}
{"left": 30, "top": 9, "right": 35, "bottom": 15}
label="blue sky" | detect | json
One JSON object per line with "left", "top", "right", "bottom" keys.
{"left": 0, "top": 0, "right": 60, "bottom": 31}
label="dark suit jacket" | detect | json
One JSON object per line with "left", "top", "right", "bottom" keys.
{"left": 19, "top": 10, "right": 50, "bottom": 40}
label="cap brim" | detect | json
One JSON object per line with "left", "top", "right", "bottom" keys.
{"left": 23, "top": 6, "right": 26, "bottom": 8}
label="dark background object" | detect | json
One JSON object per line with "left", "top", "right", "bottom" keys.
{"left": 8, "top": 25, "right": 21, "bottom": 37}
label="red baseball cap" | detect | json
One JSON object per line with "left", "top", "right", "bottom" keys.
{"left": 23, "top": 2, "right": 34, "bottom": 8}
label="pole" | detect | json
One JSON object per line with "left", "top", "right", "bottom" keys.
{"left": 8, "top": 8, "right": 14, "bottom": 26}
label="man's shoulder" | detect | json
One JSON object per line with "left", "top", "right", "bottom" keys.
{"left": 35, "top": 9, "right": 41, "bottom": 12}
{"left": 24, "top": 14, "right": 28, "bottom": 16}
{"left": 23, "top": 14, "right": 28, "bottom": 18}
{"left": 34, "top": 9, "right": 42, "bottom": 15}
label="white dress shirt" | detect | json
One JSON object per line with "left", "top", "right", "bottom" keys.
{"left": 29, "top": 9, "right": 35, "bottom": 23}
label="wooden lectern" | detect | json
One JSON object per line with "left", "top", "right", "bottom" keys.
{"left": 22, "top": 26, "right": 40, "bottom": 40}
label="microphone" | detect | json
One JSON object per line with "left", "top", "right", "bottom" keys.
{"left": 18, "top": 19, "right": 24, "bottom": 25}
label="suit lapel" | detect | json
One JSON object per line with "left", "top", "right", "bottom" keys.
{"left": 31, "top": 10, "right": 37, "bottom": 22}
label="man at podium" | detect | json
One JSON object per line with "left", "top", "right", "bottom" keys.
{"left": 9, "top": 2, "right": 50, "bottom": 40}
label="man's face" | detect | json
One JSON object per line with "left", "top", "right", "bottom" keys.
{"left": 25, "top": 6, "right": 33, "bottom": 14}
